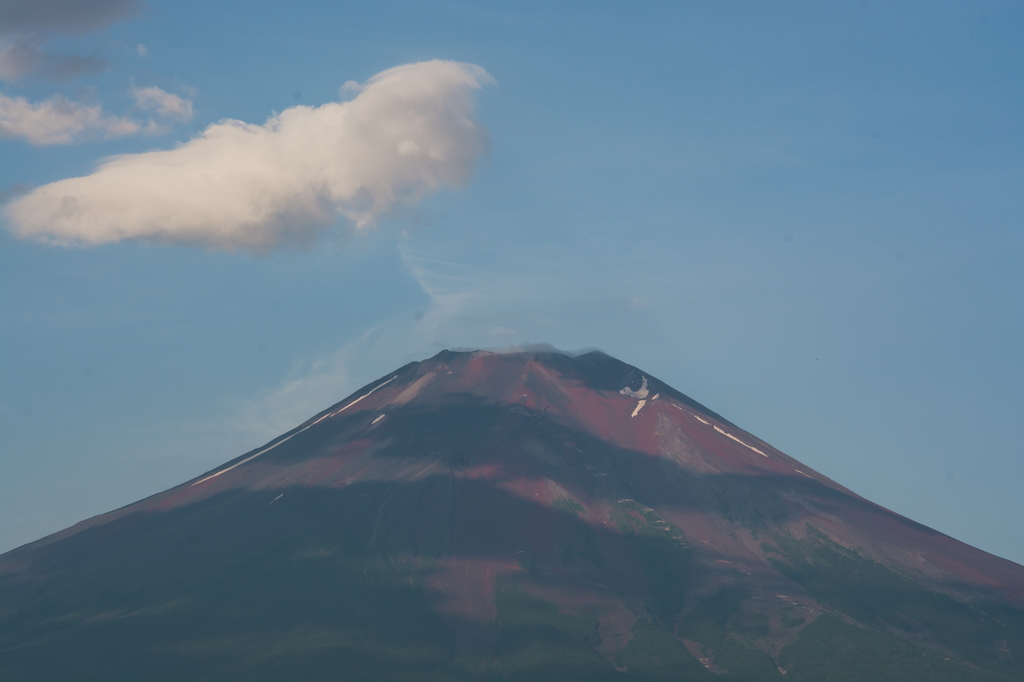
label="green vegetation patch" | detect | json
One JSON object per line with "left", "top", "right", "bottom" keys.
{"left": 677, "top": 587, "right": 783, "bottom": 681}
{"left": 769, "top": 526, "right": 1024, "bottom": 678}
{"left": 552, "top": 496, "right": 605, "bottom": 569}
{"left": 614, "top": 618, "right": 714, "bottom": 680}
{"left": 781, "top": 614, "right": 1005, "bottom": 682}
{"left": 611, "top": 499, "right": 695, "bottom": 628}
{"left": 483, "top": 581, "right": 620, "bottom": 681}
{"left": 553, "top": 496, "right": 586, "bottom": 517}
{"left": 0, "top": 548, "right": 461, "bottom": 682}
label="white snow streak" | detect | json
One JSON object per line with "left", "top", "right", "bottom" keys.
{"left": 190, "top": 431, "right": 301, "bottom": 486}
{"left": 371, "top": 413, "right": 385, "bottom": 424}
{"left": 631, "top": 399, "right": 646, "bottom": 418}
{"left": 670, "top": 403, "right": 769, "bottom": 458}
{"left": 332, "top": 375, "right": 397, "bottom": 416}
{"left": 713, "top": 424, "right": 769, "bottom": 457}
{"left": 190, "top": 375, "right": 397, "bottom": 487}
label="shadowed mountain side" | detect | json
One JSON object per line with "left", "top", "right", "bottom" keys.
{"left": 2, "top": 349, "right": 1023, "bottom": 681}
{"left": 13, "top": 388, "right": 1020, "bottom": 607}
{"left": 176, "top": 393, "right": 1024, "bottom": 607}
{"left": 0, "top": 481, "right": 671, "bottom": 681}
{"left": 3, "top": 478, "right": 1022, "bottom": 682}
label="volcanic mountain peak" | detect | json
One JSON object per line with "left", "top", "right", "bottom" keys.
{"left": 2, "top": 349, "right": 1024, "bottom": 681}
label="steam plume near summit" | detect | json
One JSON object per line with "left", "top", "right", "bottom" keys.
{"left": 3, "top": 60, "right": 493, "bottom": 251}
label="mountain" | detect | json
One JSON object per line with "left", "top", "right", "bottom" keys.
{"left": 2, "top": 349, "right": 1023, "bottom": 682}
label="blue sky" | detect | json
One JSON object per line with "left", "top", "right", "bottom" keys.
{"left": 1, "top": 1, "right": 1022, "bottom": 563}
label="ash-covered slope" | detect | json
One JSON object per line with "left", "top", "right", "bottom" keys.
{"left": 2, "top": 349, "right": 1023, "bottom": 682}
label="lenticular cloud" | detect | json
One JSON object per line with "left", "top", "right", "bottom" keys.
{"left": 4, "top": 61, "right": 493, "bottom": 251}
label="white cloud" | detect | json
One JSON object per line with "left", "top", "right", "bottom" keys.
{"left": 0, "top": 91, "right": 139, "bottom": 144}
{"left": 132, "top": 84, "right": 193, "bottom": 123}
{"left": 136, "top": 43, "right": 148, "bottom": 58}
{"left": 4, "top": 60, "right": 494, "bottom": 251}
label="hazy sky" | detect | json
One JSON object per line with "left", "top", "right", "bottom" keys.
{"left": 1, "top": 1, "right": 1021, "bottom": 564}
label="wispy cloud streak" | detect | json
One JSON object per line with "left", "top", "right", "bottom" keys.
{"left": 0, "top": 91, "right": 139, "bottom": 144}
{"left": 0, "top": 85, "right": 193, "bottom": 145}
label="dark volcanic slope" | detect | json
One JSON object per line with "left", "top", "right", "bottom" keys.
{"left": 2, "top": 350, "right": 1023, "bottom": 682}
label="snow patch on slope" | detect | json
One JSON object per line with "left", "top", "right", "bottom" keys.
{"left": 631, "top": 400, "right": 646, "bottom": 418}
{"left": 619, "top": 376, "right": 649, "bottom": 400}
{"left": 622, "top": 375, "right": 651, "bottom": 417}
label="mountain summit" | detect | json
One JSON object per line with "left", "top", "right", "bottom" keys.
{"left": 2, "top": 349, "right": 1023, "bottom": 681}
